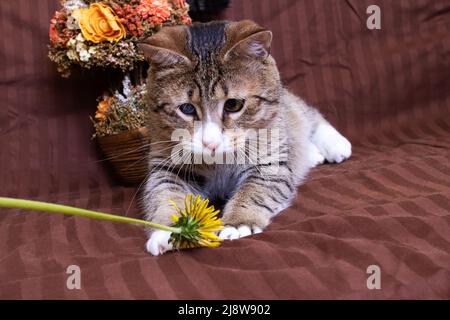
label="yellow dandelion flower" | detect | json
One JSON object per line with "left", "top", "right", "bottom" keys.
{"left": 169, "top": 194, "right": 224, "bottom": 249}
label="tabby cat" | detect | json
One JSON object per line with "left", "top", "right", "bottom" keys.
{"left": 138, "top": 20, "right": 351, "bottom": 255}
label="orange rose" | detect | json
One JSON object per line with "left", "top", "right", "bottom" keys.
{"left": 79, "top": 3, "right": 125, "bottom": 43}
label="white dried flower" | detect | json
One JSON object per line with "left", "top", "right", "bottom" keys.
{"left": 76, "top": 41, "right": 87, "bottom": 53}
{"left": 115, "top": 91, "right": 128, "bottom": 104}
{"left": 79, "top": 50, "right": 91, "bottom": 62}
{"left": 67, "top": 38, "right": 77, "bottom": 48}
{"left": 76, "top": 33, "right": 85, "bottom": 43}
{"left": 66, "top": 50, "right": 78, "bottom": 61}
{"left": 63, "top": 0, "right": 88, "bottom": 11}
{"left": 122, "top": 76, "right": 132, "bottom": 98}
{"left": 66, "top": 15, "right": 80, "bottom": 30}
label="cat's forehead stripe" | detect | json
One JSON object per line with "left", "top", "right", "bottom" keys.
{"left": 188, "top": 21, "right": 227, "bottom": 61}
{"left": 186, "top": 22, "right": 229, "bottom": 100}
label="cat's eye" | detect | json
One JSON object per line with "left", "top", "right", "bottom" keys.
{"left": 224, "top": 99, "right": 245, "bottom": 113}
{"left": 178, "top": 103, "right": 196, "bottom": 116}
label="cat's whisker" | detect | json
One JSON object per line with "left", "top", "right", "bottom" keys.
{"left": 150, "top": 150, "right": 181, "bottom": 176}
{"left": 148, "top": 144, "right": 185, "bottom": 158}
{"left": 94, "top": 144, "right": 150, "bottom": 163}
{"left": 124, "top": 147, "right": 181, "bottom": 217}
{"left": 174, "top": 149, "right": 192, "bottom": 183}
{"left": 121, "top": 141, "right": 185, "bottom": 172}
{"left": 122, "top": 153, "right": 150, "bottom": 171}
{"left": 149, "top": 143, "right": 190, "bottom": 180}
{"left": 147, "top": 158, "right": 174, "bottom": 180}
{"left": 167, "top": 145, "right": 191, "bottom": 179}
{"left": 125, "top": 170, "right": 151, "bottom": 217}
{"left": 95, "top": 140, "right": 176, "bottom": 163}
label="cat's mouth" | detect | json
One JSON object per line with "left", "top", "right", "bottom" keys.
{"left": 188, "top": 141, "right": 234, "bottom": 157}
{"left": 167, "top": 141, "right": 239, "bottom": 166}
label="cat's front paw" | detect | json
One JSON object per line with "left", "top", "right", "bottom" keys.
{"left": 218, "top": 224, "right": 263, "bottom": 240}
{"left": 307, "top": 142, "right": 326, "bottom": 167}
{"left": 146, "top": 230, "right": 173, "bottom": 256}
{"left": 312, "top": 123, "right": 352, "bottom": 163}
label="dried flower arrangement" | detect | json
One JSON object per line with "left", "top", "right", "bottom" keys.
{"left": 48, "top": 0, "right": 191, "bottom": 77}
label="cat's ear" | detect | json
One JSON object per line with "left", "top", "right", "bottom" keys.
{"left": 138, "top": 26, "right": 191, "bottom": 67}
{"left": 223, "top": 20, "right": 272, "bottom": 61}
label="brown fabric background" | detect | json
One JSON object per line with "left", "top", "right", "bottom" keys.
{"left": 1, "top": 0, "right": 449, "bottom": 299}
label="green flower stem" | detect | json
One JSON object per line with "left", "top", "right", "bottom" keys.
{"left": 0, "top": 197, "right": 181, "bottom": 234}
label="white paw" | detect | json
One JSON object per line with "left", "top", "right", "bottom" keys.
{"left": 218, "top": 226, "right": 240, "bottom": 240}
{"left": 307, "top": 142, "right": 326, "bottom": 168}
{"left": 218, "top": 225, "right": 263, "bottom": 240}
{"left": 311, "top": 123, "right": 352, "bottom": 163}
{"left": 146, "top": 230, "right": 173, "bottom": 256}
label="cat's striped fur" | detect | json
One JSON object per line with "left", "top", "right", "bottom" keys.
{"left": 139, "top": 20, "right": 351, "bottom": 255}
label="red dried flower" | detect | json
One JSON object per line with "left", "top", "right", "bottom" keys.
{"left": 137, "top": 0, "right": 172, "bottom": 25}
{"left": 49, "top": 11, "right": 73, "bottom": 46}
{"left": 171, "top": 0, "right": 188, "bottom": 8}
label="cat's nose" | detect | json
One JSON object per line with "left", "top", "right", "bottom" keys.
{"left": 202, "top": 122, "right": 222, "bottom": 151}
{"left": 202, "top": 140, "right": 220, "bottom": 151}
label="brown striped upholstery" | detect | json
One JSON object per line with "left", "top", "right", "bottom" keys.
{"left": 0, "top": 0, "right": 449, "bottom": 299}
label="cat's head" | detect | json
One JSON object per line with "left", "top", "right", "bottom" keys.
{"left": 139, "top": 20, "right": 282, "bottom": 157}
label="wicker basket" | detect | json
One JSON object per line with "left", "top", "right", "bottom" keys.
{"left": 97, "top": 127, "right": 150, "bottom": 185}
